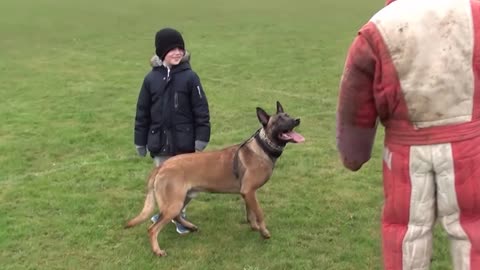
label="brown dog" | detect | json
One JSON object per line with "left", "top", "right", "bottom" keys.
{"left": 125, "top": 101, "right": 305, "bottom": 256}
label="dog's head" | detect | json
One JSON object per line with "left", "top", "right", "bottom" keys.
{"left": 256, "top": 101, "right": 305, "bottom": 146}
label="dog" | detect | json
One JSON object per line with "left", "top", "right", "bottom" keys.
{"left": 125, "top": 101, "right": 305, "bottom": 257}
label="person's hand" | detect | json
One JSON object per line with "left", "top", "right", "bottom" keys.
{"left": 135, "top": 145, "right": 147, "bottom": 157}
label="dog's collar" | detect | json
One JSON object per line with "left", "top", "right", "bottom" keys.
{"left": 254, "top": 128, "right": 284, "bottom": 159}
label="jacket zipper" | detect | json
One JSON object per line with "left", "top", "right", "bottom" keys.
{"left": 174, "top": 92, "right": 178, "bottom": 109}
{"left": 164, "top": 130, "right": 169, "bottom": 147}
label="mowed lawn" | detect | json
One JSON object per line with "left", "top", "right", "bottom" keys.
{"left": 0, "top": 0, "right": 452, "bottom": 269}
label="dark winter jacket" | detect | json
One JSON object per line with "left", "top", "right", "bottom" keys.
{"left": 134, "top": 52, "right": 210, "bottom": 156}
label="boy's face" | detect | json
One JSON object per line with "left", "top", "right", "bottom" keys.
{"left": 164, "top": 47, "right": 185, "bottom": 66}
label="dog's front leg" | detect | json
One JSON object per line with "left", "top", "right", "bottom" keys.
{"left": 241, "top": 191, "right": 270, "bottom": 239}
{"left": 245, "top": 203, "right": 259, "bottom": 231}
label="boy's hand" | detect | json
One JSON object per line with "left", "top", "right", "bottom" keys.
{"left": 135, "top": 145, "right": 147, "bottom": 157}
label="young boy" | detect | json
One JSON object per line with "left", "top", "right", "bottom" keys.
{"left": 134, "top": 27, "right": 211, "bottom": 234}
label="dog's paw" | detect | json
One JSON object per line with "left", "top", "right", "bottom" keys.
{"left": 250, "top": 224, "right": 260, "bottom": 231}
{"left": 189, "top": 225, "right": 198, "bottom": 232}
{"left": 248, "top": 220, "right": 260, "bottom": 231}
{"left": 153, "top": 249, "right": 167, "bottom": 257}
{"left": 260, "top": 229, "right": 271, "bottom": 239}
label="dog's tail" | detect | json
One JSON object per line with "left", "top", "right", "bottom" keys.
{"left": 124, "top": 166, "right": 161, "bottom": 229}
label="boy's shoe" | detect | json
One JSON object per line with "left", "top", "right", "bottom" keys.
{"left": 172, "top": 211, "right": 190, "bottom": 235}
{"left": 150, "top": 213, "right": 160, "bottom": 223}
{"left": 151, "top": 212, "right": 190, "bottom": 235}
{"left": 172, "top": 220, "right": 191, "bottom": 235}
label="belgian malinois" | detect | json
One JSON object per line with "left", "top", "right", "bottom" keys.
{"left": 125, "top": 101, "right": 305, "bottom": 256}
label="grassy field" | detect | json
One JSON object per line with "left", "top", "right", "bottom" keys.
{"left": 0, "top": 0, "right": 453, "bottom": 269}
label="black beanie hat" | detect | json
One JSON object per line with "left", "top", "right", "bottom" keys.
{"left": 155, "top": 28, "right": 185, "bottom": 60}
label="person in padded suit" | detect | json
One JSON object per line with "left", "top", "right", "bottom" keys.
{"left": 337, "top": 0, "right": 480, "bottom": 269}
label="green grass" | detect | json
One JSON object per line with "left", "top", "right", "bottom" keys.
{"left": 0, "top": 0, "right": 452, "bottom": 269}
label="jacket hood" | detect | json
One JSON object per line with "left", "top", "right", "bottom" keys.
{"left": 150, "top": 51, "right": 191, "bottom": 67}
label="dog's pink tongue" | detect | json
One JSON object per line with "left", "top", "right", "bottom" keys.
{"left": 285, "top": 131, "right": 305, "bottom": 143}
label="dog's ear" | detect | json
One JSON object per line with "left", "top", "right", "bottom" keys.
{"left": 256, "top": 107, "right": 270, "bottom": 127}
{"left": 276, "top": 101, "right": 284, "bottom": 114}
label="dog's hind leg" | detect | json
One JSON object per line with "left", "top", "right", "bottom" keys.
{"left": 172, "top": 195, "right": 198, "bottom": 231}
{"left": 173, "top": 215, "right": 198, "bottom": 232}
{"left": 149, "top": 181, "right": 190, "bottom": 256}
{"left": 148, "top": 202, "right": 184, "bottom": 257}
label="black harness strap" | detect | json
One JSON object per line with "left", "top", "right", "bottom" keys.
{"left": 232, "top": 129, "right": 260, "bottom": 179}
{"left": 232, "top": 150, "right": 242, "bottom": 179}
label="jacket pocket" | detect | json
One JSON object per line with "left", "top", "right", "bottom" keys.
{"left": 147, "top": 128, "right": 162, "bottom": 154}
{"left": 174, "top": 124, "right": 195, "bottom": 153}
